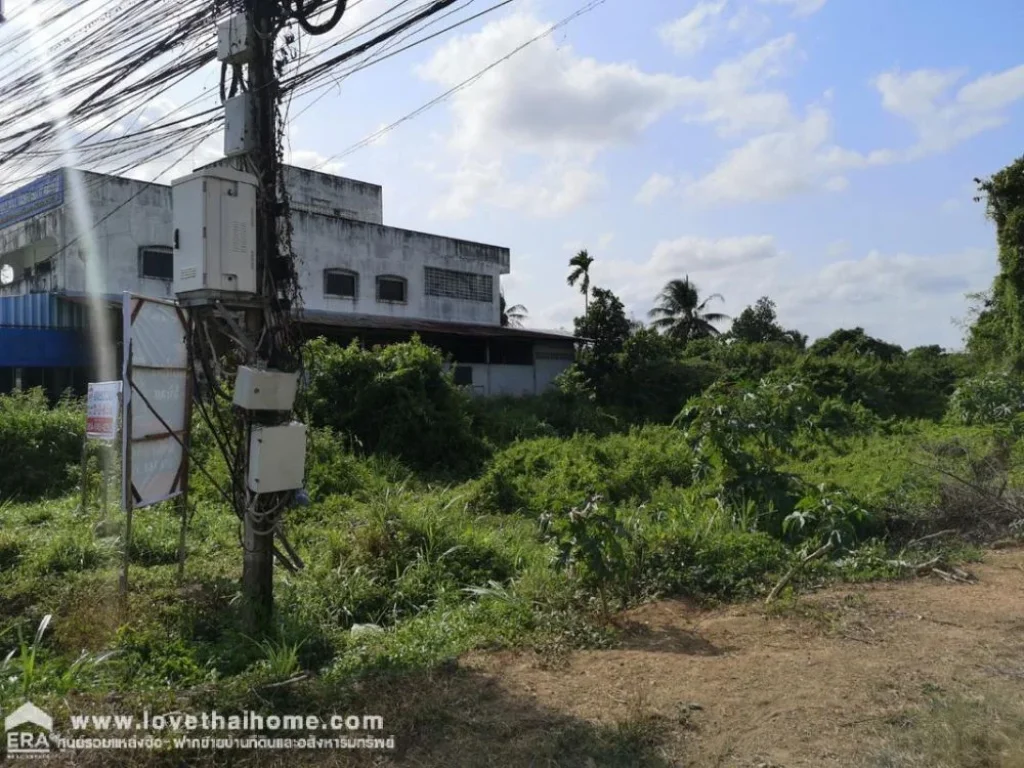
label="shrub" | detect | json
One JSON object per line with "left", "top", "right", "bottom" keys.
{"left": 470, "top": 427, "right": 696, "bottom": 516}
{"left": 304, "top": 427, "right": 379, "bottom": 501}
{"left": 947, "top": 371, "right": 1024, "bottom": 427}
{"left": 301, "top": 337, "right": 485, "bottom": 474}
{"left": 0, "top": 389, "right": 84, "bottom": 500}
{"left": 657, "top": 529, "right": 789, "bottom": 600}
{"left": 29, "top": 530, "right": 109, "bottom": 575}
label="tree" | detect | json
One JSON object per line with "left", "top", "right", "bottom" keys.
{"left": 500, "top": 291, "right": 528, "bottom": 328}
{"left": 649, "top": 277, "right": 728, "bottom": 341}
{"left": 972, "top": 157, "right": 1024, "bottom": 369}
{"left": 729, "top": 296, "right": 807, "bottom": 348}
{"left": 567, "top": 249, "right": 594, "bottom": 312}
{"left": 808, "top": 327, "right": 904, "bottom": 362}
{"left": 575, "top": 287, "right": 631, "bottom": 356}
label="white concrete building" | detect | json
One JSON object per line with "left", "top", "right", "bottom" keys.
{"left": 0, "top": 166, "right": 574, "bottom": 397}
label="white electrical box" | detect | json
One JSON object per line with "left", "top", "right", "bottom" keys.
{"left": 172, "top": 167, "right": 257, "bottom": 297}
{"left": 224, "top": 93, "right": 255, "bottom": 157}
{"left": 233, "top": 366, "right": 299, "bottom": 411}
{"left": 217, "top": 13, "right": 252, "bottom": 65}
{"left": 247, "top": 422, "right": 307, "bottom": 494}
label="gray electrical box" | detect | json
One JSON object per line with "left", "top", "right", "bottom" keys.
{"left": 233, "top": 367, "right": 299, "bottom": 411}
{"left": 172, "top": 167, "right": 257, "bottom": 297}
{"left": 217, "top": 13, "right": 252, "bottom": 65}
{"left": 247, "top": 422, "right": 307, "bottom": 494}
{"left": 224, "top": 93, "right": 255, "bottom": 158}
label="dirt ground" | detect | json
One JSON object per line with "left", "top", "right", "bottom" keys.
{"left": 393, "top": 547, "right": 1024, "bottom": 767}
{"left": 54, "top": 549, "right": 1024, "bottom": 767}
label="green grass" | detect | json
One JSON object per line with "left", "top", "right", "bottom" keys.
{"left": 1, "top": 404, "right": 1020, "bottom": 744}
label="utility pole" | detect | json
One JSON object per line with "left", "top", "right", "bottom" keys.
{"left": 176, "top": 0, "right": 349, "bottom": 634}
{"left": 241, "top": 0, "right": 281, "bottom": 631}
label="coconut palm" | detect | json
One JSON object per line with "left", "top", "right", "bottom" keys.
{"left": 566, "top": 249, "right": 594, "bottom": 312}
{"left": 500, "top": 291, "right": 528, "bottom": 328}
{"left": 649, "top": 277, "right": 728, "bottom": 341}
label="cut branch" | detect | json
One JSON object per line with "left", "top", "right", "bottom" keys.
{"left": 766, "top": 540, "right": 834, "bottom": 604}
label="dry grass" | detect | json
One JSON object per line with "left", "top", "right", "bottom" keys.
{"left": 871, "top": 690, "right": 1024, "bottom": 768}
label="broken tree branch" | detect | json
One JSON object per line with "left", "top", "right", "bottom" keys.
{"left": 766, "top": 540, "right": 834, "bottom": 605}
{"left": 906, "top": 529, "right": 958, "bottom": 548}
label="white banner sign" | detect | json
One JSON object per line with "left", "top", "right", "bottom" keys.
{"left": 121, "top": 293, "right": 191, "bottom": 510}
{"left": 86, "top": 381, "right": 121, "bottom": 441}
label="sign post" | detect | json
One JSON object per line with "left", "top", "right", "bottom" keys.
{"left": 120, "top": 293, "right": 191, "bottom": 609}
{"left": 82, "top": 381, "right": 121, "bottom": 514}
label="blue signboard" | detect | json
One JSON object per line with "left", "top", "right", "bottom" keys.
{"left": 0, "top": 171, "right": 65, "bottom": 230}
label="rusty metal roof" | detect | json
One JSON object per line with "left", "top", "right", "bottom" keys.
{"left": 298, "top": 310, "right": 576, "bottom": 343}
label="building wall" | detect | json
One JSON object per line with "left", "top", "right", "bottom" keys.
{"left": 282, "top": 166, "right": 383, "bottom": 225}
{"left": 1, "top": 167, "right": 515, "bottom": 331}
{"left": 451, "top": 338, "right": 574, "bottom": 397}
{"left": 0, "top": 209, "right": 64, "bottom": 297}
{"left": 293, "top": 210, "right": 511, "bottom": 326}
{"left": 534, "top": 342, "right": 576, "bottom": 392}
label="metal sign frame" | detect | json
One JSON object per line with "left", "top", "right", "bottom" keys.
{"left": 120, "top": 293, "right": 193, "bottom": 510}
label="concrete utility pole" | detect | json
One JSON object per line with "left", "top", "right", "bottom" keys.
{"left": 242, "top": 0, "right": 281, "bottom": 630}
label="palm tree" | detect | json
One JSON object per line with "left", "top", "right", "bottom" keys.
{"left": 567, "top": 249, "right": 594, "bottom": 312}
{"left": 500, "top": 291, "right": 528, "bottom": 328}
{"left": 648, "top": 277, "right": 728, "bottom": 341}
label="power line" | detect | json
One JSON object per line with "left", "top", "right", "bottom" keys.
{"left": 311, "top": 0, "right": 608, "bottom": 169}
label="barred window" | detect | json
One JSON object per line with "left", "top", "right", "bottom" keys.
{"left": 324, "top": 269, "right": 358, "bottom": 298}
{"left": 376, "top": 275, "right": 407, "bottom": 303}
{"left": 424, "top": 267, "right": 493, "bottom": 303}
{"left": 139, "top": 246, "right": 173, "bottom": 280}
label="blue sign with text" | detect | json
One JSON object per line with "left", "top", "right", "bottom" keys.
{"left": 0, "top": 171, "right": 65, "bottom": 231}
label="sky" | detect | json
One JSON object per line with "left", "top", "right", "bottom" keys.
{"left": 13, "top": 0, "right": 1024, "bottom": 349}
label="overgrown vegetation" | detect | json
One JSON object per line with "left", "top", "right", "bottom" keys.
{"left": 3, "top": 156, "right": 1024, "bottom": 766}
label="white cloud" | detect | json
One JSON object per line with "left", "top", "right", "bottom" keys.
{"left": 430, "top": 160, "right": 605, "bottom": 220}
{"left": 687, "top": 106, "right": 865, "bottom": 203}
{"left": 285, "top": 148, "right": 346, "bottom": 176}
{"left": 687, "top": 34, "right": 799, "bottom": 136}
{"left": 652, "top": 234, "right": 780, "bottom": 270}
{"left": 635, "top": 173, "right": 676, "bottom": 204}
{"left": 419, "top": 13, "right": 801, "bottom": 218}
{"left": 596, "top": 234, "right": 782, "bottom": 305}
{"left": 598, "top": 232, "right": 616, "bottom": 248}
{"left": 419, "top": 14, "right": 687, "bottom": 160}
{"left": 826, "top": 239, "right": 851, "bottom": 259}
{"left": 659, "top": 1, "right": 728, "bottom": 58}
{"left": 760, "top": 246, "right": 995, "bottom": 347}
{"left": 873, "top": 64, "right": 1024, "bottom": 158}
{"left": 757, "top": 0, "right": 828, "bottom": 17}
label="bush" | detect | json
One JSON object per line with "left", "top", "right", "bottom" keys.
{"left": 0, "top": 390, "right": 84, "bottom": 500}
{"left": 643, "top": 526, "right": 790, "bottom": 600}
{"left": 301, "top": 337, "right": 485, "bottom": 474}
{"left": 947, "top": 371, "right": 1024, "bottom": 427}
{"left": 285, "top": 488, "right": 536, "bottom": 630}
{"left": 470, "top": 427, "right": 696, "bottom": 516}
{"left": 304, "top": 427, "right": 380, "bottom": 501}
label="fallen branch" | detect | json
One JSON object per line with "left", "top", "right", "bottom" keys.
{"left": 766, "top": 541, "right": 834, "bottom": 605}
{"left": 906, "top": 529, "right": 958, "bottom": 548}
{"left": 885, "top": 556, "right": 941, "bottom": 574}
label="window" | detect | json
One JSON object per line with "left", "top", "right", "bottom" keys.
{"left": 139, "top": 246, "right": 173, "bottom": 280}
{"left": 376, "top": 275, "right": 407, "bottom": 303}
{"left": 424, "top": 267, "right": 493, "bottom": 303}
{"left": 453, "top": 366, "right": 473, "bottom": 386}
{"left": 324, "top": 269, "right": 358, "bottom": 299}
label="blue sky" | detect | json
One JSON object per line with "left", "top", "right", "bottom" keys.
{"left": 273, "top": 0, "right": 1024, "bottom": 349}
{"left": 16, "top": 0, "right": 1024, "bottom": 348}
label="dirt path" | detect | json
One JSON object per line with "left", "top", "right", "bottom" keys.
{"left": 57, "top": 550, "right": 1024, "bottom": 767}
{"left": 413, "top": 548, "right": 1024, "bottom": 767}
